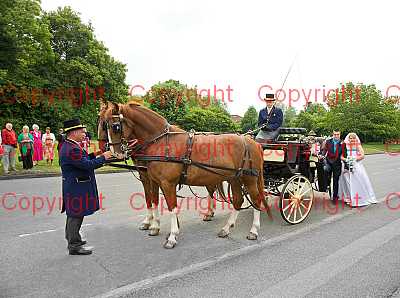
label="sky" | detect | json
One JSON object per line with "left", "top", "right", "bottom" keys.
{"left": 41, "top": 0, "right": 400, "bottom": 116}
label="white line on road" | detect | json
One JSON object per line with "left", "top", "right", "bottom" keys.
{"left": 93, "top": 204, "right": 369, "bottom": 298}
{"left": 254, "top": 216, "right": 400, "bottom": 298}
{"left": 18, "top": 224, "right": 93, "bottom": 238}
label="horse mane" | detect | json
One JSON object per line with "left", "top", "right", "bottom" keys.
{"left": 126, "top": 101, "right": 166, "bottom": 122}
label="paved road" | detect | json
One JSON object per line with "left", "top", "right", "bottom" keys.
{"left": 0, "top": 154, "right": 399, "bottom": 298}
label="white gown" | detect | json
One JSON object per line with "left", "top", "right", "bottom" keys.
{"left": 338, "top": 148, "right": 377, "bottom": 207}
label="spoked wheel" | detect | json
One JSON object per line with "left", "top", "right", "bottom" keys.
{"left": 279, "top": 174, "right": 314, "bottom": 224}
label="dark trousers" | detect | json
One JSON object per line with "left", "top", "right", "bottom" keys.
{"left": 65, "top": 216, "right": 84, "bottom": 250}
{"left": 22, "top": 149, "right": 33, "bottom": 169}
{"left": 316, "top": 162, "right": 326, "bottom": 192}
{"left": 323, "top": 160, "right": 342, "bottom": 199}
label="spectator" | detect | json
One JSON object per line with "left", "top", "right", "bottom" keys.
{"left": 57, "top": 128, "right": 65, "bottom": 166}
{"left": 17, "top": 125, "right": 34, "bottom": 170}
{"left": 0, "top": 133, "right": 3, "bottom": 165}
{"left": 1, "top": 123, "right": 18, "bottom": 174}
{"left": 80, "top": 131, "right": 91, "bottom": 152}
{"left": 42, "top": 127, "right": 56, "bottom": 165}
{"left": 31, "top": 124, "right": 43, "bottom": 166}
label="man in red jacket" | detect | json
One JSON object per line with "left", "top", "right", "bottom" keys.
{"left": 1, "top": 123, "right": 18, "bottom": 174}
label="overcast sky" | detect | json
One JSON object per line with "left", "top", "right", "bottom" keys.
{"left": 41, "top": 0, "right": 400, "bottom": 115}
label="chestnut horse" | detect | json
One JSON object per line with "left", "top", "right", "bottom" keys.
{"left": 98, "top": 116, "right": 218, "bottom": 237}
{"left": 99, "top": 101, "right": 268, "bottom": 248}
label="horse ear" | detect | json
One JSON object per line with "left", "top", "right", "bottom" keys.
{"left": 111, "top": 102, "right": 120, "bottom": 114}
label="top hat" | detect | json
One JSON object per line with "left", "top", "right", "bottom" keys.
{"left": 63, "top": 118, "right": 86, "bottom": 133}
{"left": 264, "top": 93, "right": 276, "bottom": 101}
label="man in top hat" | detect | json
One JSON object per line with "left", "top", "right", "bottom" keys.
{"left": 256, "top": 93, "right": 283, "bottom": 142}
{"left": 59, "top": 118, "right": 113, "bottom": 255}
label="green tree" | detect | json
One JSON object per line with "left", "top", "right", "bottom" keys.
{"left": 144, "top": 79, "right": 189, "bottom": 125}
{"left": 0, "top": 3, "right": 128, "bottom": 135}
{"left": 177, "top": 106, "right": 237, "bottom": 132}
{"left": 0, "top": 0, "right": 54, "bottom": 86}
{"left": 324, "top": 83, "right": 400, "bottom": 142}
{"left": 282, "top": 105, "right": 297, "bottom": 127}
{"left": 294, "top": 103, "right": 327, "bottom": 135}
{"left": 240, "top": 106, "right": 258, "bottom": 133}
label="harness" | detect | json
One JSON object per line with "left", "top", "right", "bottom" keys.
{"left": 99, "top": 114, "right": 259, "bottom": 189}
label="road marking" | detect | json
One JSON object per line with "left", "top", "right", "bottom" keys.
{"left": 18, "top": 224, "right": 93, "bottom": 238}
{"left": 93, "top": 202, "right": 377, "bottom": 298}
{"left": 254, "top": 216, "right": 400, "bottom": 298}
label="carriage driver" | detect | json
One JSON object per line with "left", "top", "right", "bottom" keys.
{"left": 256, "top": 93, "right": 283, "bottom": 143}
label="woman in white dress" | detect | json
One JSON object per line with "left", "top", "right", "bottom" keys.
{"left": 338, "top": 133, "right": 377, "bottom": 207}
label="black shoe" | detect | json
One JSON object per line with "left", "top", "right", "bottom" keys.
{"left": 69, "top": 247, "right": 92, "bottom": 255}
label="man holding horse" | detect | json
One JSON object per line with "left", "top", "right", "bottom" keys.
{"left": 256, "top": 93, "right": 283, "bottom": 142}
{"left": 59, "top": 118, "right": 113, "bottom": 255}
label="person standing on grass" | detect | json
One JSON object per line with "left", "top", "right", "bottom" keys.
{"left": 42, "top": 127, "right": 56, "bottom": 165}
{"left": 17, "top": 125, "right": 34, "bottom": 170}
{"left": 1, "top": 123, "right": 18, "bottom": 174}
{"left": 31, "top": 124, "right": 43, "bottom": 166}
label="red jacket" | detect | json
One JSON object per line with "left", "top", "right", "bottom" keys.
{"left": 1, "top": 128, "right": 17, "bottom": 146}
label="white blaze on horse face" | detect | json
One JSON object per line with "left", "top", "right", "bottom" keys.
{"left": 106, "top": 125, "right": 115, "bottom": 154}
{"left": 168, "top": 207, "right": 179, "bottom": 244}
{"left": 250, "top": 209, "right": 261, "bottom": 236}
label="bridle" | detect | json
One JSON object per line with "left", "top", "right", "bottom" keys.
{"left": 99, "top": 112, "right": 171, "bottom": 160}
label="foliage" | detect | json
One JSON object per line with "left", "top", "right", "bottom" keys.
{"left": 144, "top": 79, "right": 189, "bottom": 125}
{"left": 282, "top": 105, "right": 297, "bottom": 127}
{"left": 293, "top": 103, "right": 327, "bottom": 135}
{"left": 0, "top": 2, "right": 128, "bottom": 136}
{"left": 144, "top": 80, "right": 238, "bottom": 132}
{"left": 324, "top": 83, "right": 400, "bottom": 141}
{"left": 177, "top": 106, "right": 238, "bottom": 132}
{"left": 240, "top": 106, "right": 258, "bottom": 133}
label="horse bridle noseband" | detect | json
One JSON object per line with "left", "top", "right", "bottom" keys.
{"left": 100, "top": 113, "right": 170, "bottom": 159}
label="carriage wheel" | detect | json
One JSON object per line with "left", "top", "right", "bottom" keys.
{"left": 279, "top": 175, "right": 314, "bottom": 224}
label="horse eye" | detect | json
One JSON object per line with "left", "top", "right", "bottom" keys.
{"left": 112, "top": 123, "right": 121, "bottom": 133}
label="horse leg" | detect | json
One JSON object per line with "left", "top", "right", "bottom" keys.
{"left": 138, "top": 172, "right": 153, "bottom": 231}
{"left": 203, "top": 185, "right": 216, "bottom": 221}
{"left": 217, "top": 181, "right": 243, "bottom": 238}
{"left": 244, "top": 175, "right": 268, "bottom": 241}
{"left": 148, "top": 180, "right": 160, "bottom": 236}
{"left": 160, "top": 182, "right": 180, "bottom": 249}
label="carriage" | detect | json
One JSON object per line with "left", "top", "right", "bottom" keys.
{"left": 259, "top": 127, "right": 321, "bottom": 225}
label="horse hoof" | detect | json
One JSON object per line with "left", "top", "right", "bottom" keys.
{"left": 163, "top": 240, "right": 176, "bottom": 249}
{"left": 149, "top": 228, "right": 160, "bottom": 236}
{"left": 217, "top": 230, "right": 229, "bottom": 238}
{"left": 203, "top": 215, "right": 213, "bottom": 221}
{"left": 246, "top": 232, "right": 258, "bottom": 241}
{"left": 139, "top": 223, "right": 150, "bottom": 230}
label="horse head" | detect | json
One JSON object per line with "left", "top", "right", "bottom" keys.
{"left": 98, "top": 100, "right": 137, "bottom": 157}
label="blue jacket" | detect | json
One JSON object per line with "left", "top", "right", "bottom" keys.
{"left": 60, "top": 139, "right": 106, "bottom": 217}
{"left": 258, "top": 106, "right": 283, "bottom": 131}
